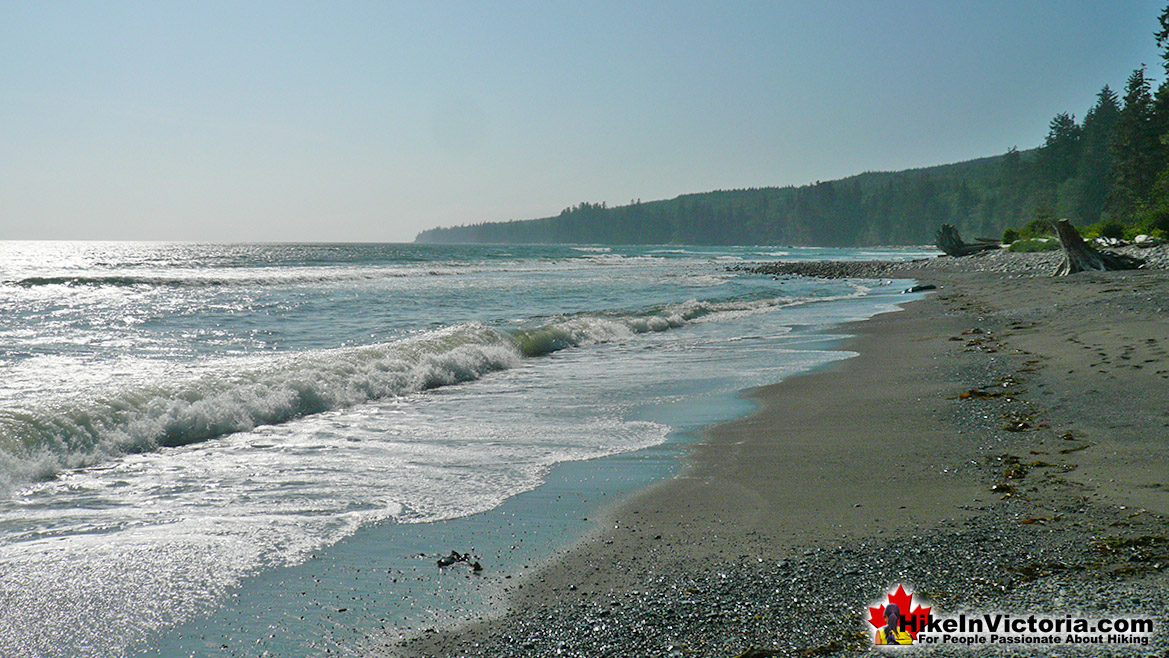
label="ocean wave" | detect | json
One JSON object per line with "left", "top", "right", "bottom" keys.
{"left": 0, "top": 286, "right": 867, "bottom": 491}
{"left": 0, "top": 324, "right": 521, "bottom": 491}
{"left": 5, "top": 262, "right": 606, "bottom": 289}
{"left": 7, "top": 271, "right": 423, "bottom": 289}
{"left": 507, "top": 287, "right": 865, "bottom": 357}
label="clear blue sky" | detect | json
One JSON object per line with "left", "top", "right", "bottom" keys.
{"left": 2, "top": 1, "right": 1164, "bottom": 242}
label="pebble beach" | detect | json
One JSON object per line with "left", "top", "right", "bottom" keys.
{"left": 387, "top": 246, "right": 1169, "bottom": 657}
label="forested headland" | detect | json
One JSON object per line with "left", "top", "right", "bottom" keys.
{"left": 416, "top": 9, "right": 1169, "bottom": 248}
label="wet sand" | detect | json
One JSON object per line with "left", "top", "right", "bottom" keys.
{"left": 389, "top": 257, "right": 1169, "bottom": 657}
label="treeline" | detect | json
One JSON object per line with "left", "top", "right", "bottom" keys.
{"left": 417, "top": 7, "right": 1169, "bottom": 247}
{"left": 415, "top": 155, "right": 1043, "bottom": 246}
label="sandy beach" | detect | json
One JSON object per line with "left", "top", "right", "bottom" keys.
{"left": 391, "top": 249, "right": 1169, "bottom": 657}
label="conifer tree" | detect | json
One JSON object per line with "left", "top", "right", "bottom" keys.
{"left": 1075, "top": 86, "right": 1120, "bottom": 221}
{"left": 1040, "top": 112, "right": 1082, "bottom": 184}
{"left": 1111, "top": 67, "right": 1158, "bottom": 217}
{"left": 1143, "top": 2, "right": 1169, "bottom": 226}
{"left": 1155, "top": 3, "right": 1169, "bottom": 74}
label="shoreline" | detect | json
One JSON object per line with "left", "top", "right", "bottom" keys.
{"left": 392, "top": 254, "right": 1169, "bottom": 656}
{"left": 141, "top": 286, "right": 910, "bottom": 657}
{"left": 145, "top": 426, "right": 704, "bottom": 657}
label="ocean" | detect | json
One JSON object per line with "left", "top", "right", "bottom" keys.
{"left": 0, "top": 242, "right": 933, "bottom": 657}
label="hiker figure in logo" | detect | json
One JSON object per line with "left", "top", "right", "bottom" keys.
{"left": 875, "top": 603, "right": 914, "bottom": 645}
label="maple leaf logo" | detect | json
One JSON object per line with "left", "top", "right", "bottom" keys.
{"left": 867, "top": 584, "right": 932, "bottom": 642}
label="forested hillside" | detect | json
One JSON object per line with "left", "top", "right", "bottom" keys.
{"left": 416, "top": 151, "right": 1042, "bottom": 246}
{"left": 417, "top": 8, "right": 1169, "bottom": 247}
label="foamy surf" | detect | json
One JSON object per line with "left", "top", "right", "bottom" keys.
{"left": 0, "top": 324, "right": 521, "bottom": 491}
{"left": 0, "top": 285, "right": 869, "bottom": 492}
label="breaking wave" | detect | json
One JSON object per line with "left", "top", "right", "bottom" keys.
{"left": 0, "top": 287, "right": 864, "bottom": 491}
{"left": 0, "top": 324, "right": 519, "bottom": 490}
{"left": 9, "top": 271, "right": 427, "bottom": 288}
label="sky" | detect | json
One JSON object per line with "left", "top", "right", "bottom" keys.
{"left": 1, "top": 1, "right": 1165, "bottom": 243}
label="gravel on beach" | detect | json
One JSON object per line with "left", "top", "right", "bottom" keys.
{"left": 395, "top": 516, "right": 1168, "bottom": 657}
{"left": 733, "top": 244, "right": 1169, "bottom": 279}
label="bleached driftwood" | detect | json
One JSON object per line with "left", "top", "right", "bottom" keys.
{"left": 1052, "top": 219, "right": 1144, "bottom": 276}
{"left": 935, "top": 224, "right": 1000, "bottom": 257}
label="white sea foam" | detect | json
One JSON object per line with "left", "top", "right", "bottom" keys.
{"left": 0, "top": 324, "right": 522, "bottom": 491}
{"left": 0, "top": 284, "right": 877, "bottom": 494}
{"left": 0, "top": 354, "right": 673, "bottom": 658}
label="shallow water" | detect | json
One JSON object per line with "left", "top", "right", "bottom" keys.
{"left": 0, "top": 242, "right": 932, "bottom": 657}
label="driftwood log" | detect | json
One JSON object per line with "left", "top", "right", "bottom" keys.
{"left": 935, "top": 224, "right": 1000, "bottom": 257}
{"left": 1052, "top": 219, "right": 1144, "bottom": 276}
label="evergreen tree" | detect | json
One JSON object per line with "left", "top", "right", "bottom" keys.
{"left": 1039, "top": 112, "right": 1082, "bottom": 185}
{"left": 1145, "top": 3, "right": 1169, "bottom": 226}
{"left": 1111, "top": 67, "right": 1158, "bottom": 217}
{"left": 1155, "top": 3, "right": 1169, "bottom": 75}
{"left": 1074, "top": 86, "right": 1121, "bottom": 222}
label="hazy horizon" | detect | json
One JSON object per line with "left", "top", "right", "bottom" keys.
{"left": 2, "top": 1, "right": 1163, "bottom": 242}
